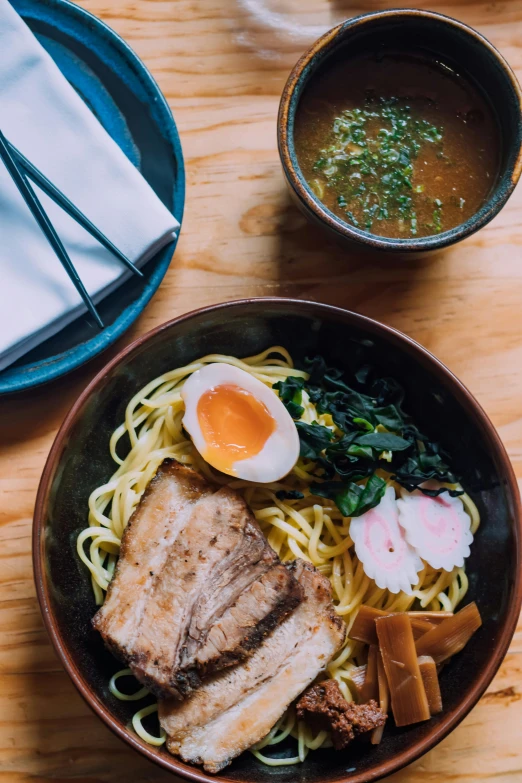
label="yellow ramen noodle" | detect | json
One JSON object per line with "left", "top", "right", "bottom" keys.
{"left": 77, "top": 347, "right": 480, "bottom": 764}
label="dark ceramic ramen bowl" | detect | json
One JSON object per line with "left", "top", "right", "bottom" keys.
{"left": 34, "top": 299, "right": 522, "bottom": 782}
{"left": 278, "top": 10, "right": 522, "bottom": 254}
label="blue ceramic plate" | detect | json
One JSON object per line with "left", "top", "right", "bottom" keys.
{"left": 0, "top": 0, "right": 185, "bottom": 395}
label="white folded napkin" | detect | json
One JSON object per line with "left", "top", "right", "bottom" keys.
{"left": 0, "top": 0, "right": 180, "bottom": 371}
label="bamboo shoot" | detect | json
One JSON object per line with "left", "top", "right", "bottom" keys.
{"left": 350, "top": 605, "right": 435, "bottom": 645}
{"left": 371, "top": 650, "right": 389, "bottom": 744}
{"left": 360, "top": 645, "right": 379, "bottom": 703}
{"left": 375, "top": 614, "right": 430, "bottom": 727}
{"left": 408, "top": 611, "right": 453, "bottom": 625}
{"left": 348, "top": 665, "right": 367, "bottom": 701}
{"left": 415, "top": 602, "right": 482, "bottom": 664}
{"left": 418, "top": 655, "right": 443, "bottom": 715}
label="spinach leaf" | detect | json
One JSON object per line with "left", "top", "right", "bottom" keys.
{"left": 305, "top": 357, "right": 373, "bottom": 405}
{"left": 303, "top": 356, "right": 330, "bottom": 386}
{"left": 334, "top": 483, "right": 366, "bottom": 517}
{"left": 276, "top": 490, "right": 305, "bottom": 501}
{"left": 323, "top": 435, "right": 377, "bottom": 479}
{"left": 354, "top": 365, "right": 373, "bottom": 385}
{"left": 347, "top": 443, "right": 374, "bottom": 460}
{"left": 296, "top": 355, "right": 461, "bottom": 501}
{"left": 356, "top": 473, "right": 388, "bottom": 515}
{"left": 374, "top": 404, "right": 404, "bottom": 432}
{"left": 369, "top": 376, "right": 405, "bottom": 407}
{"left": 310, "top": 480, "right": 357, "bottom": 514}
{"left": 295, "top": 421, "right": 333, "bottom": 460}
{"left": 324, "top": 433, "right": 358, "bottom": 455}
{"left": 353, "top": 417, "right": 374, "bottom": 431}
{"left": 310, "top": 473, "right": 386, "bottom": 517}
{"left": 418, "top": 486, "right": 464, "bottom": 498}
{"left": 273, "top": 377, "right": 305, "bottom": 419}
{"left": 287, "top": 402, "right": 304, "bottom": 419}
{"left": 315, "top": 455, "right": 337, "bottom": 480}
{"left": 317, "top": 389, "right": 377, "bottom": 432}
{"left": 356, "top": 432, "right": 412, "bottom": 452}
{"left": 392, "top": 448, "right": 462, "bottom": 496}
{"left": 328, "top": 460, "right": 375, "bottom": 482}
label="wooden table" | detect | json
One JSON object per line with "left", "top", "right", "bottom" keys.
{"left": 1, "top": 0, "right": 521, "bottom": 780}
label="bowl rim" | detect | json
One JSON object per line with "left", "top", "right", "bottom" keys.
{"left": 33, "top": 297, "right": 522, "bottom": 783}
{"left": 277, "top": 8, "right": 522, "bottom": 253}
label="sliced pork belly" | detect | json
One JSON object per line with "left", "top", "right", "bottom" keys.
{"left": 93, "top": 460, "right": 302, "bottom": 698}
{"left": 159, "top": 560, "right": 346, "bottom": 773}
{"left": 191, "top": 560, "right": 303, "bottom": 674}
{"left": 131, "top": 485, "right": 302, "bottom": 697}
{"left": 92, "top": 461, "right": 212, "bottom": 660}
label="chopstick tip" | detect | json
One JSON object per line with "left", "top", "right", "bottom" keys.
{"left": 92, "top": 311, "right": 105, "bottom": 329}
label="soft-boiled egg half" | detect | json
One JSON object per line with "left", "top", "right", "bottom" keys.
{"left": 181, "top": 363, "right": 300, "bottom": 482}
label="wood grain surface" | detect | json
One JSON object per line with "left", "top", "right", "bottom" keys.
{"left": 1, "top": 0, "right": 521, "bottom": 780}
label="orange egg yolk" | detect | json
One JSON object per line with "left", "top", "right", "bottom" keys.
{"left": 196, "top": 384, "right": 276, "bottom": 474}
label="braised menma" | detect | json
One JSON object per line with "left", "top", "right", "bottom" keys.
{"left": 294, "top": 52, "right": 500, "bottom": 238}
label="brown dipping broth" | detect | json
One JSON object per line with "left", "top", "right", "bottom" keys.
{"left": 294, "top": 53, "right": 500, "bottom": 239}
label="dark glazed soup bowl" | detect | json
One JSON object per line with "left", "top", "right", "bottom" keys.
{"left": 34, "top": 299, "right": 521, "bottom": 783}
{"left": 278, "top": 10, "right": 522, "bottom": 254}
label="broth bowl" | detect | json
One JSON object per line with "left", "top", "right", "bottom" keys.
{"left": 34, "top": 299, "right": 521, "bottom": 782}
{"left": 278, "top": 10, "right": 522, "bottom": 254}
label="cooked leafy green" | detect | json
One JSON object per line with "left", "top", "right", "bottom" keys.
{"left": 276, "top": 489, "right": 305, "bottom": 501}
{"left": 373, "top": 404, "right": 404, "bottom": 431}
{"left": 311, "top": 474, "right": 387, "bottom": 518}
{"left": 356, "top": 431, "right": 411, "bottom": 451}
{"left": 273, "top": 376, "right": 305, "bottom": 419}
{"left": 393, "top": 452, "right": 462, "bottom": 497}
{"left": 288, "top": 355, "right": 462, "bottom": 517}
{"left": 353, "top": 417, "right": 374, "bottom": 431}
{"left": 295, "top": 421, "right": 333, "bottom": 460}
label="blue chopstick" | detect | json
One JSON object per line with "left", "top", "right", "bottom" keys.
{"left": 0, "top": 127, "right": 104, "bottom": 328}
{"left": 8, "top": 141, "right": 143, "bottom": 279}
